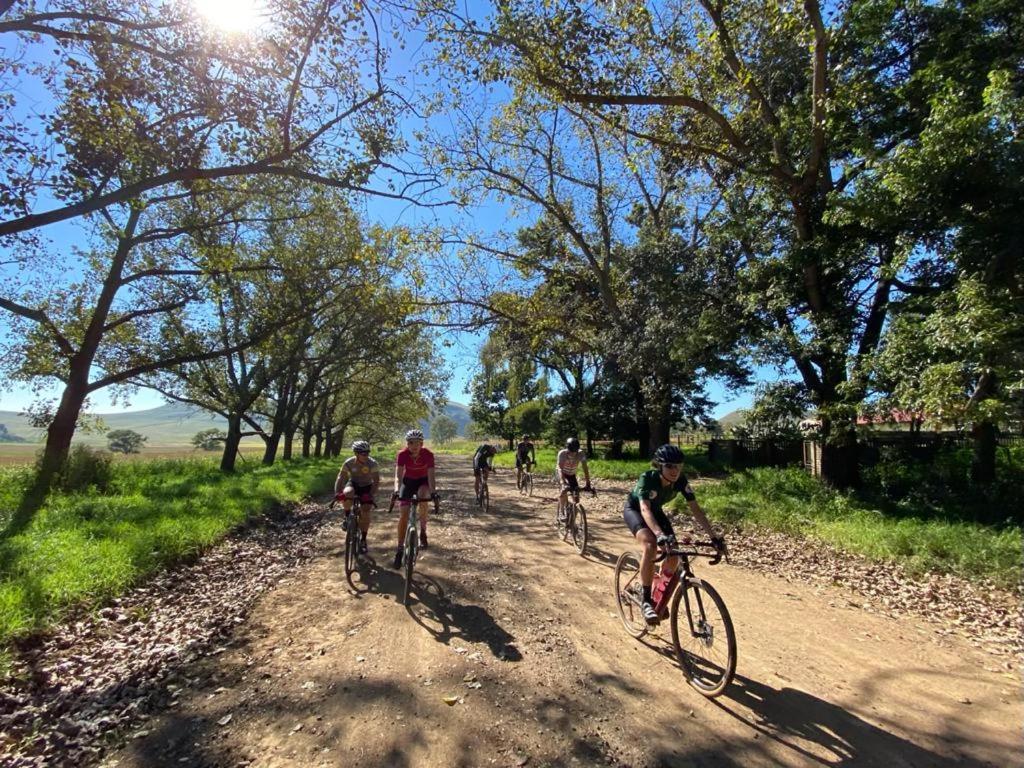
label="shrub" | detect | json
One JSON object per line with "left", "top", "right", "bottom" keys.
{"left": 49, "top": 445, "right": 114, "bottom": 493}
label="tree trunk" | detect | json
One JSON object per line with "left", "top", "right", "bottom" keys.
{"left": 818, "top": 415, "right": 860, "bottom": 489}
{"left": 301, "top": 428, "right": 312, "bottom": 458}
{"left": 970, "top": 420, "right": 997, "bottom": 484}
{"left": 315, "top": 429, "right": 324, "bottom": 457}
{"left": 221, "top": 414, "right": 243, "bottom": 472}
{"left": 262, "top": 431, "right": 282, "bottom": 465}
{"left": 283, "top": 426, "right": 295, "bottom": 461}
{"left": 631, "top": 380, "right": 650, "bottom": 459}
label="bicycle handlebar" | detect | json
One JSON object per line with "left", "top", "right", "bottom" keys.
{"left": 658, "top": 540, "right": 729, "bottom": 566}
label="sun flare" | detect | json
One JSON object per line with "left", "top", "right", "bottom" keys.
{"left": 194, "top": 0, "right": 266, "bottom": 34}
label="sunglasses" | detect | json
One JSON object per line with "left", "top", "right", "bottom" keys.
{"left": 355, "top": 450, "right": 370, "bottom": 455}
{"left": 662, "top": 462, "right": 682, "bottom": 470}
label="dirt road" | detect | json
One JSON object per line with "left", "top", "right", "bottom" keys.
{"left": 103, "top": 456, "right": 1020, "bottom": 768}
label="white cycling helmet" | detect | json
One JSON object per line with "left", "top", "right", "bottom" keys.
{"left": 405, "top": 429, "right": 425, "bottom": 441}
{"left": 351, "top": 440, "right": 370, "bottom": 453}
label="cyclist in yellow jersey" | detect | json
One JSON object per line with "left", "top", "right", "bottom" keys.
{"left": 334, "top": 440, "right": 381, "bottom": 554}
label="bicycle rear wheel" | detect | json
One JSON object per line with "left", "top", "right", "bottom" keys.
{"left": 570, "top": 504, "right": 588, "bottom": 555}
{"left": 613, "top": 551, "right": 648, "bottom": 638}
{"left": 670, "top": 578, "right": 737, "bottom": 697}
{"left": 402, "top": 525, "right": 417, "bottom": 606}
{"left": 344, "top": 516, "right": 358, "bottom": 582}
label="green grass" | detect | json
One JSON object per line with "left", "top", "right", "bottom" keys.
{"left": 0, "top": 456, "right": 339, "bottom": 672}
{"left": 687, "top": 467, "right": 1022, "bottom": 589}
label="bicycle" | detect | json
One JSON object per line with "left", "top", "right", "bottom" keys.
{"left": 331, "top": 496, "right": 371, "bottom": 585}
{"left": 387, "top": 490, "right": 441, "bottom": 605}
{"left": 556, "top": 484, "right": 593, "bottom": 556}
{"left": 476, "top": 468, "right": 491, "bottom": 512}
{"left": 613, "top": 539, "right": 736, "bottom": 697}
{"left": 517, "top": 461, "right": 535, "bottom": 496}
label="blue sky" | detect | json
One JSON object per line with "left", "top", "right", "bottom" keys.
{"left": 0, "top": 4, "right": 760, "bottom": 420}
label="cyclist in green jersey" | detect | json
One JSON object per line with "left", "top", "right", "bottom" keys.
{"left": 623, "top": 444, "right": 723, "bottom": 623}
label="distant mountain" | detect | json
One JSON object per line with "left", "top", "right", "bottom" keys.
{"left": 420, "top": 401, "right": 471, "bottom": 438}
{"left": 715, "top": 409, "right": 748, "bottom": 431}
{"left": 0, "top": 403, "right": 222, "bottom": 446}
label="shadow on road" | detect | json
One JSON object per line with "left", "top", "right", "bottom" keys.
{"left": 405, "top": 574, "right": 522, "bottom": 661}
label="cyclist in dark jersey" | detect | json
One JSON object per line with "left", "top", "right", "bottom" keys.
{"left": 473, "top": 443, "right": 497, "bottom": 500}
{"left": 514, "top": 435, "right": 536, "bottom": 488}
{"left": 623, "top": 444, "right": 722, "bottom": 624}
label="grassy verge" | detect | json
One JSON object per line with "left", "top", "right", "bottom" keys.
{"left": 0, "top": 456, "right": 339, "bottom": 671}
{"left": 686, "top": 467, "right": 1022, "bottom": 589}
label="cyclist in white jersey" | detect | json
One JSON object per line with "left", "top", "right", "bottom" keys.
{"left": 556, "top": 437, "right": 592, "bottom": 511}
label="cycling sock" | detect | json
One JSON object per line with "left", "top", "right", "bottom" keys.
{"left": 642, "top": 585, "right": 652, "bottom": 603}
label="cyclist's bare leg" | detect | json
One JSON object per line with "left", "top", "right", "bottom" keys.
{"left": 397, "top": 503, "right": 410, "bottom": 546}
{"left": 474, "top": 472, "right": 481, "bottom": 497}
{"left": 636, "top": 528, "right": 658, "bottom": 587}
{"left": 358, "top": 502, "right": 372, "bottom": 536}
{"left": 416, "top": 485, "right": 431, "bottom": 531}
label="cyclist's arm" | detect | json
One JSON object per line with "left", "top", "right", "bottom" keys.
{"left": 370, "top": 469, "right": 380, "bottom": 495}
{"left": 581, "top": 456, "right": 591, "bottom": 486}
{"left": 639, "top": 499, "right": 668, "bottom": 539}
{"left": 528, "top": 446, "right": 536, "bottom": 464}
{"left": 686, "top": 498, "right": 716, "bottom": 539}
{"left": 394, "top": 464, "right": 405, "bottom": 493}
{"left": 334, "top": 468, "right": 349, "bottom": 495}
{"left": 427, "top": 466, "right": 436, "bottom": 492}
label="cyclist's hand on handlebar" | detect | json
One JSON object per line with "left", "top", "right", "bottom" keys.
{"left": 656, "top": 533, "right": 677, "bottom": 548}
{"left": 710, "top": 534, "right": 726, "bottom": 551}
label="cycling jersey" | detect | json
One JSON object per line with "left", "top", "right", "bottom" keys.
{"left": 340, "top": 455, "right": 379, "bottom": 486}
{"left": 397, "top": 447, "right": 434, "bottom": 479}
{"left": 556, "top": 448, "right": 587, "bottom": 475}
{"left": 515, "top": 441, "right": 534, "bottom": 460}
{"left": 627, "top": 469, "right": 696, "bottom": 513}
{"left": 472, "top": 445, "right": 495, "bottom": 469}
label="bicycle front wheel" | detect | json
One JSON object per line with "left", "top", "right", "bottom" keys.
{"left": 570, "top": 504, "right": 588, "bottom": 555}
{"left": 670, "top": 578, "right": 737, "bottom": 697}
{"left": 344, "top": 518, "right": 358, "bottom": 582}
{"left": 525, "top": 474, "right": 533, "bottom": 497}
{"left": 613, "top": 551, "right": 648, "bottom": 639}
{"left": 556, "top": 502, "right": 567, "bottom": 537}
{"left": 483, "top": 485, "right": 490, "bottom": 513}
{"left": 402, "top": 526, "right": 417, "bottom": 606}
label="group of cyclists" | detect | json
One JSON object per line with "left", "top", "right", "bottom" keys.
{"left": 334, "top": 430, "right": 724, "bottom": 624}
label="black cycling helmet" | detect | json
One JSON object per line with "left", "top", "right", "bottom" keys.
{"left": 653, "top": 444, "right": 685, "bottom": 465}
{"left": 565, "top": 437, "right": 580, "bottom": 451}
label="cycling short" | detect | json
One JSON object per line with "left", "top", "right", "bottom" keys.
{"left": 344, "top": 484, "right": 374, "bottom": 504}
{"left": 623, "top": 498, "right": 675, "bottom": 538}
{"left": 472, "top": 461, "right": 491, "bottom": 476}
{"left": 515, "top": 456, "right": 533, "bottom": 469}
{"left": 399, "top": 476, "right": 430, "bottom": 501}
{"left": 559, "top": 472, "right": 580, "bottom": 493}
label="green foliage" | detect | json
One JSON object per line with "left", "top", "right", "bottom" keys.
{"left": 731, "top": 382, "right": 810, "bottom": 441}
{"left": 47, "top": 445, "right": 114, "bottom": 493}
{"left": 430, "top": 414, "right": 459, "bottom": 444}
{"left": 0, "top": 456, "right": 337, "bottom": 663}
{"left": 192, "top": 429, "right": 228, "bottom": 452}
{"left": 106, "top": 429, "right": 146, "bottom": 454}
{"left": 693, "top": 467, "right": 1021, "bottom": 588}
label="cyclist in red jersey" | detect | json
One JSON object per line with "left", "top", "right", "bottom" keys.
{"left": 393, "top": 428, "right": 436, "bottom": 568}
